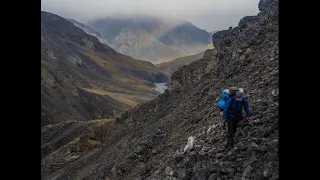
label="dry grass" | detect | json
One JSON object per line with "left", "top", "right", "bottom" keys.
{"left": 84, "top": 51, "right": 119, "bottom": 74}
{"left": 115, "top": 77, "right": 154, "bottom": 93}
{"left": 84, "top": 50, "right": 159, "bottom": 74}
{"left": 133, "top": 84, "right": 154, "bottom": 91}
{"left": 84, "top": 51, "right": 105, "bottom": 66}
{"left": 83, "top": 88, "right": 138, "bottom": 107}
{"left": 104, "top": 92, "right": 138, "bottom": 107}
{"left": 87, "top": 139, "right": 101, "bottom": 146}
{"left": 84, "top": 51, "right": 156, "bottom": 93}
{"left": 115, "top": 76, "right": 137, "bottom": 84}
{"left": 91, "top": 119, "right": 115, "bottom": 127}
{"left": 80, "top": 50, "right": 161, "bottom": 108}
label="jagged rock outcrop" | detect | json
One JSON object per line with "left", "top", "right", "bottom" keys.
{"left": 259, "top": 0, "right": 277, "bottom": 12}
{"left": 41, "top": 0, "right": 278, "bottom": 179}
{"left": 238, "top": 16, "right": 257, "bottom": 27}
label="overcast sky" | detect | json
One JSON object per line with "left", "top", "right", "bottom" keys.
{"left": 41, "top": 0, "right": 260, "bottom": 32}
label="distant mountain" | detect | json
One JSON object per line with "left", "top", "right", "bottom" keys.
{"left": 105, "top": 26, "right": 181, "bottom": 64}
{"left": 156, "top": 21, "right": 212, "bottom": 55}
{"left": 41, "top": 11, "right": 167, "bottom": 126}
{"left": 83, "top": 16, "right": 212, "bottom": 63}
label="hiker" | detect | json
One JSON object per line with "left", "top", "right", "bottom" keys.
{"left": 222, "top": 87, "right": 252, "bottom": 150}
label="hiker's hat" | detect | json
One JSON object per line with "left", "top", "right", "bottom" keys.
{"left": 235, "top": 91, "right": 242, "bottom": 101}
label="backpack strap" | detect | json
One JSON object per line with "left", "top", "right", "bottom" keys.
{"left": 239, "top": 96, "right": 245, "bottom": 109}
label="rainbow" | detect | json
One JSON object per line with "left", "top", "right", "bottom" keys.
{"left": 121, "top": 20, "right": 210, "bottom": 63}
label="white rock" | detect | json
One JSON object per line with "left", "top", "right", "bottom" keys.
{"left": 184, "top": 136, "right": 195, "bottom": 152}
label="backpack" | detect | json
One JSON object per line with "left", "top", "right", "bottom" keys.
{"left": 217, "top": 89, "right": 230, "bottom": 111}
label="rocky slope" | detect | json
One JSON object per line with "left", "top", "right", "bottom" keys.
{"left": 41, "top": 0, "right": 278, "bottom": 179}
{"left": 41, "top": 11, "right": 168, "bottom": 126}
{"left": 86, "top": 16, "right": 212, "bottom": 63}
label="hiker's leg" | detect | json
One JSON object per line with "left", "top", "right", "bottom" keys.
{"left": 234, "top": 118, "right": 239, "bottom": 134}
{"left": 227, "top": 117, "right": 235, "bottom": 138}
{"left": 226, "top": 117, "right": 235, "bottom": 148}
{"left": 232, "top": 119, "right": 239, "bottom": 147}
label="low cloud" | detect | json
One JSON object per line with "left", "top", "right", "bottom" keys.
{"left": 41, "top": 0, "right": 260, "bottom": 31}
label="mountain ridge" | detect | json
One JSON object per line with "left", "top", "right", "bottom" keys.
{"left": 67, "top": 18, "right": 110, "bottom": 46}
{"left": 41, "top": 11, "right": 168, "bottom": 126}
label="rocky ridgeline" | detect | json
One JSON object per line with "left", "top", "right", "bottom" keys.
{"left": 41, "top": 0, "right": 278, "bottom": 179}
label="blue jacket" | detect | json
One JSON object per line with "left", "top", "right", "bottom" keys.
{"left": 223, "top": 95, "right": 251, "bottom": 120}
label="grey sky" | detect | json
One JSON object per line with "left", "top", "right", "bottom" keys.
{"left": 41, "top": 0, "right": 260, "bottom": 32}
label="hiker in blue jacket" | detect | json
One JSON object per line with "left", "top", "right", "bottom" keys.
{"left": 222, "top": 87, "right": 252, "bottom": 150}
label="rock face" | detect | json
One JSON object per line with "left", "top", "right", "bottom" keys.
{"left": 41, "top": 0, "right": 278, "bottom": 179}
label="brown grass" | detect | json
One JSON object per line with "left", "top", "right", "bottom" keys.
{"left": 91, "top": 119, "right": 115, "bottom": 127}
{"left": 83, "top": 51, "right": 119, "bottom": 74}
{"left": 115, "top": 76, "right": 137, "bottom": 84}
{"left": 133, "top": 84, "right": 154, "bottom": 91}
{"left": 83, "top": 88, "right": 138, "bottom": 107}
{"left": 87, "top": 139, "right": 101, "bottom": 146}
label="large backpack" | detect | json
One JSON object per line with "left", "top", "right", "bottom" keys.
{"left": 217, "top": 89, "right": 230, "bottom": 111}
